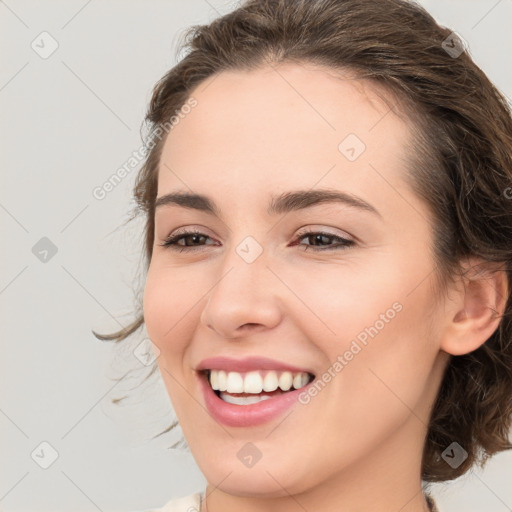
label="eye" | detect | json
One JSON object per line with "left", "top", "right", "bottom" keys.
{"left": 159, "top": 229, "right": 217, "bottom": 252}
{"left": 159, "top": 228, "right": 355, "bottom": 253}
{"left": 293, "top": 229, "right": 355, "bottom": 252}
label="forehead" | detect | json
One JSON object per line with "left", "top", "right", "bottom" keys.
{"left": 157, "top": 62, "right": 416, "bottom": 214}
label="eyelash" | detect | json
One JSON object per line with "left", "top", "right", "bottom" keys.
{"left": 159, "top": 228, "right": 355, "bottom": 253}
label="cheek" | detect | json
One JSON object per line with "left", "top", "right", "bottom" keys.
{"left": 325, "top": 273, "right": 440, "bottom": 438}
{"left": 290, "top": 248, "right": 439, "bottom": 409}
{"left": 275, "top": 255, "right": 403, "bottom": 345}
{"left": 143, "top": 263, "right": 194, "bottom": 357}
{"left": 143, "top": 265, "right": 201, "bottom": 414}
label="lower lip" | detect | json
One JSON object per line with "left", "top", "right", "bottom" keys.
{"left": 198, "top": 372, "right": 313, "bottom": 427}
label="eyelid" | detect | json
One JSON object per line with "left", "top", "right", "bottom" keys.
{"left": 295, "top": 225, "right": 354, "bottom": 241}
{"left": 162, "top": 224, "right": 353, "bottom": 242}
{"left": 159, "top": 224, "right": 215, "bottom": 241}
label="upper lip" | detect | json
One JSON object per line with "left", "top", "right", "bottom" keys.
{"left": 196, "top": 356, "right": 315, "bottom": 375}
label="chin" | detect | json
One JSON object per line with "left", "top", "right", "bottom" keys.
{"left": 196, "top": 453, "right": 318, "bottom": 498}
{"left": 205, "top": 470, "right": 304, "bottom": 498}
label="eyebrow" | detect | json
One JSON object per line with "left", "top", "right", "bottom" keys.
{"left": 154, "top": 189, "right": 382, "bottom": 219}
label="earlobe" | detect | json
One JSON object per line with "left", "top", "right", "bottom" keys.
{"left": 440, "top": 258, "right": 509, "bottom": 356}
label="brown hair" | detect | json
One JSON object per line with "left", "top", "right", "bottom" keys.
{"left": 94, "top": 0, "right": 512, "bottom": 482}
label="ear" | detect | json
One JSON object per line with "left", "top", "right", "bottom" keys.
{"left": 440, "top": 257, "right": 509, "bottom": 356}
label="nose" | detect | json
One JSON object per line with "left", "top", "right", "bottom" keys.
{"left": 199, "top": 250, "right": 282, "bottom": 340}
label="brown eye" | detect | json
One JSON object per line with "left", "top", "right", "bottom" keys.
{"left": 294, "top": 231, "right": 355, "bottom": 252}
{"left": 160, "top": 230, "right": 216, "bottom": 252}
{"left": 159, "top": 229, "right": 355, "bottom": 253}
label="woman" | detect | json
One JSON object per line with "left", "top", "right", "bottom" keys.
{"left": 95, "top": 0, "right": 512, "bottom": 511}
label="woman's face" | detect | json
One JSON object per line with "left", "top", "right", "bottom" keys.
{"left": 143, "top": 63, "right": 451, "bottom": 501}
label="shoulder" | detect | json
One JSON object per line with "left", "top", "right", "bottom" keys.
{"left": 141, "top": 492, "right": 202, "bottom": 512}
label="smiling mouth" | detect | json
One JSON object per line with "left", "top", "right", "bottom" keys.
{"left": 202, "top": 369, "right": 316, "bottom": 405}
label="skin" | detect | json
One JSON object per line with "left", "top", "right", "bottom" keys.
{"left": 143, "top": 62, "right": 508, "bottom": 512}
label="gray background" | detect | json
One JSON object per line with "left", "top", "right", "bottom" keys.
{"left": 1, "top": 1, "right": 511, "bottom": 511}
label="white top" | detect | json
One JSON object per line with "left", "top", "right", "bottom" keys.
{"left": 143, "top": 492, "right": 203, "bottom": 512}
{"left": 143, "top": 491, "right": 440, "bottom": 512}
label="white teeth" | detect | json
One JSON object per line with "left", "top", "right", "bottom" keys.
{"left": 278, "top": 371, "right": 293, "bottom": 391}
{"left": 226, "top": 372, "right": 244, "bottom": 393}
{"left": 210, "top": 370, "right": 219, "bottom": 390}
{"left": 208, "top": 369, "right": 311, "bottom": 394}
{"left": 262, "top": 371, "right": 279, "bottom": 392}
{"left": 217, "top": 370, "right": 227, "bottom": 391}
{"left": 293, "top": 372, "right": 305, "bottom": 389}
{"left": 244, "top": 371, "right": 263, "bottom": 393}
{"left": 220, "top": 393, "right": 273, "bottom": 405}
